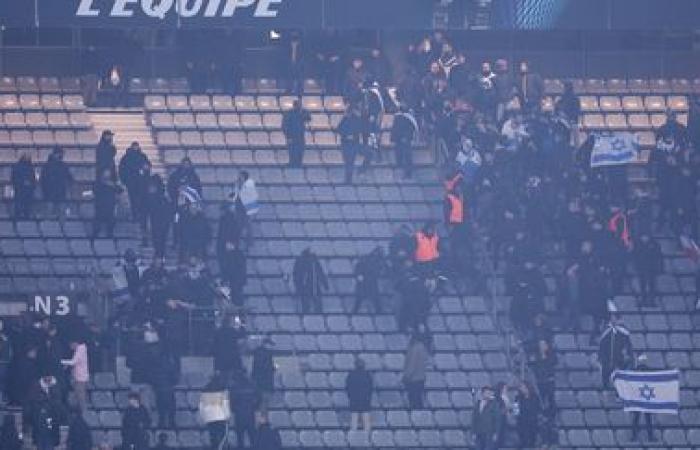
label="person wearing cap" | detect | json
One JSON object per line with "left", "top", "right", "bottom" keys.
{"left": 96, "top": 130, "right": 117, "bottom": 182}
{"left": 345, "top": 358, "right": 374, "bottom": 431}
{"left": 25, "top": 370, "right": 66, "bottom": 450}
{"left": 118, "top": 142, "right": 151, "bottom": 237}
{"left": 472, "top": 385, "right": 503, "bottom": 450}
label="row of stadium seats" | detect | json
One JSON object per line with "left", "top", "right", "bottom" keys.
{"left": 0, "top": 111, "right": 92, "bottom": 129}
{"left": 0, "top": 94, "right": 86, "bottom": 111}
{"left": 144, "top": 94, "right": 345, "bottom": 113}
{"left": 581, "top": 113, "right": 687, "bottom": 130}
{"left": 545, "top": 77, "right": 700, "bottom": 95}
{"left": 149, "top": 111, "right": 358, "bottom": 131}
{"left": 0, "top": 76, "right": 82, "bottom": 94}
{"left": 0, "top": 129, "right": 99, "bottom": 147}
{"left": 578, "top": 95, "right": 688, "bottom": 112}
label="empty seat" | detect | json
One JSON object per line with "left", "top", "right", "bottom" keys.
{"left": 144, "top": 95, "right": 166, "bottom": 111}
{"left": 649, "top": 78, "right": 671, "bottom": 93}
{"left": 262, "top": 113, "right": 282, "bottom": 129}
{"left": 212, "top": 95, "right": 235, "bottom": 111}
{"left": 62, "top": 95, "right": 85, "bottom": 111}
{"left": 257, "top": 96, "right": 279, "bottom": 111}
{"left": 17, "top": 76, "right": 39, "bottom": 92}
{"left": 19, "top": 94, "right": 42, "bottom": 110}
{"left": 582, "top": 114, "right": 605, "bottom": 129}
{"left": 27, "top": 112, "right": 49, "bottom": 128}
{"left": 173, "top": 113, "right": 196, "bottom": 129}
{"left": 622, "top": 96, "right": 644, "bottom": 111}
{"left": 668, "top": 95, "right": 689, "bottom": 111}
{"left": 218, "top": 113, "right": 240, "bottom": 129}
{"left": 240, "top": 113, "right": 263, "bottom": 129}
{"left": 55, "top": 130, "right": 76, "bottom": 146}
{"left": 584, "top": 78, "right": 605, "bottom": 93}
{"left": 4, "top": 112, "right": 25, "bottom": 127}
{"left": 257, "top": 78, "right": 279, "bottom": 93}
{"left": 302, "top": 96, "right": 323, "bottom": 111}
{"left": 579, "top": 96, "right": 599, "bottom": 112}
{"left": 149, "top": 78, "right": 170, "bottom": 94}
{"left": 671, "top": 78, "right": 691, "bottom": 93}
{"left": 599, "top": 96, "right": 621, "bottom": 112}
{"left": 606, "top": 78, "right": 627, "bottom": 93}
{"left": 189, "top": 95, "right": 211, "bottom": 111}
{"left": 544, "top": 78, "right": 564, "bottom": 94}
{"left": 0, "top": 95, "right": 19, "bottom": 110}
{"left": 150, "top": 112, "right": 174, "bottom": 129}
{"left": 157, "top": 131, "right": 180, "bottom": 147}
{"left": 224, "top": 131, "right": 247, "bottom": 146}
{"left": 234, "top": 96, "right": 257, "bottom": 111}
{"left": 644, "top": 95, "right": 666, "bottom": 112}
{"left": 627, "top": 78, "right": 649, "bottom": 93}
{"left": 627, "top": 113, "right": 651, "bottom": 130}
{"left": 247, "top": 131, "right": 270, "bottom": 147}
{"left": 128, "top": 77, "right": 148, "bottom": 94}
{"left": 48, "top": 112, "right": 72, "bottom": 129}
{"left": 33, "top": 130, "right": 55, "bottom": 146}
{"left": 195, "top": 113, "right": 219, "bottom": 129}
{"left": 167, "top": 95, "right": 189, "bottom": 111}
{"left": 41, "top": 95, "right": 63, "bottom": 110}
{"left": 202, "top": 131, "right": 225, "bottom": 147}
{"left": 0, "top": 77, "right": 16, "bottom": 93}
{"left": 180, "top": 130, "right": 203, "bottom": 146}
{"left": 279, "top": 96, "right": 296, "bottom": 110}
{"left": 12, "top": 130, "right": 33, "bottom": 145}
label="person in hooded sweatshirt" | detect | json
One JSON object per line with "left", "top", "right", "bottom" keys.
{"left": 292, "top": 248, "right": 329, "bottom": 313}
{"left": 11, "top": 154, "right": 37, "bottom": 220}
{"left": 121, "top": 392, "right": 151, "bottom": 450}
{"left": 41, "top": 146, "right": 73, "bottom": 218}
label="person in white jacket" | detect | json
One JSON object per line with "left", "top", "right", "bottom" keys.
{"left": 231, "top": 171, "right": 259, "bottom": 246}
{"left": 61, "top": 339, "right": 90, "bottom": 411}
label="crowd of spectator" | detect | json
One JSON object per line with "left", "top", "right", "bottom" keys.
{"left": 3, "top": 29, "right": 700, "bottom": 449}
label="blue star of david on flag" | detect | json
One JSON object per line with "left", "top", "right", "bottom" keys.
{"left": 638, "top": 384, "right": 656, "bottom": 401}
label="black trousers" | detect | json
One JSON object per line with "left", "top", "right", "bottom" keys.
{"left": 406, "top": 380, "right": 425, "bottom": 409}
{"left": 288, "top": 140, "right": 305, "bottom": 167}
{"left": 632, "top": 411, "right": 653, "bottom": 440}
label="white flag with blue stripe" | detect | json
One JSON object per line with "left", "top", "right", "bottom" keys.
{"left": 612, "top": 369, "right": 680, "bottom": 414}
{"left": 590, "top": 132, "right": 639, "bottom": 167}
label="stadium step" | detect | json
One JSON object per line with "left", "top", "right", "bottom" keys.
{"left": 89, "top": 110, "right": 164, "bottom": 176}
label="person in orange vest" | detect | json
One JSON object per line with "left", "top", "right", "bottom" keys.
{"left": 444, "top": 188, "right": 465, "bottom": 231}
{"left": 414, "top": 221, "right": 440, "bottom": 268}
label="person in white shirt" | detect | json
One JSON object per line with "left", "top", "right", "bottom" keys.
{"left": 61, "top": 339, "right": 90, "bottom": 411}
{"left": 231, "top": 170, "right": 259, "bottom": 246}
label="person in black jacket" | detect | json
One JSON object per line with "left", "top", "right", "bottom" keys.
{"left": 41, "top": 147, "right": 73, "bottom": 218}
{"left": 95, "top": 130, "right": 117, "bottom": 181}
{"left": 26, "top": 373, "right": 66, "bottom": 450}
{"left": 0, "top": 414, "right": 22, "bottom": 450}
{"left": 633, "top": 234, "right": 663, "bottom": 307}
{"left": 146, "top": 175, "right": 174, "bottom": 258}
{"left": 336, "top": 105, "right": 366, "bottom": 183}
{"left": 118, "top": 142, "right": 151, "bottom": 230}
{"left": 292, "top": 248, "right": 329, "bottom": 313}
{"left": 230, "top": 373, "right": 260, "bottom": 449}
{"left": 391, "top": 105, "right": 418, "bottom": 178}
{"left": 212, "top": 316, "right": 245, "bottom": 382}
{"left": 91, "top": 168, "right": 123, "bottom": 239}
{"left": 353, "top": 247, "right": 386, "bottom": 313}
{"left": 282, "top": 100, "right": 311, "bottom": 167}
{"left": 529, "top": 339, "right": 558, "bottom": 417}
{"left": 11, "top": 154, "right": 36, "bottom": 220}
{"left": 179, "top": 203, "right": 211, "bottom": 261}
{"left": 345, "top": 358, "right": 374, "bottom": 431}
{"left": 251, "top": 337, "right": 275, "bottom": 417}
{"left": 66, "top": 409, "right": 93, "bottom": 450}
{"left": 218, "top": 240, "right": 247, "bottom": 307}
{"left": 506, "top": 260, "right": 547, "bottom": 332}
{"left": 121, "top": 392, "right": 151, "bottom": 450}
{"left": 598, "top": 316, "right": 633, "bottom": 388}
{"left": 149, "top": 353, "right": 178, "bottom": 429}
{"left": 166, "top": 157, "right": 202, "bottom": 205}
{"left": 252, "top": 415, "right": 282, "bottom": 450}
{"left": 515, "top": 381, "right": 541, "bottom": 448}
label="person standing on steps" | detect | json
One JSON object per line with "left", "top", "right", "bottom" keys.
{"left": 41, "top": 146, "right": 74, "bottom": 219}
{"left": 11, "top": 154, "right": 37, "bottom": 220}
{"left": 403, "top": 332, "right": 430, "bottom": 409}
{"left": 337, "top": 104, "right": 367, "bottom": 184}
{"left": 96, "top": 130, "right": 117, "bottom": 181}
{"left": 146, "top": 175, "right": 174, "bottom": 258}
{"left": 119, "top": 142, "right": 152, "bottom": 242}
{"left": 345, "top": 357, "right": 374, "bottom": 431}
{"left": 282, "top": 99, "right": 310, "bottom": 167}
{"left": 392, "top": 104, "right": 418, "bottom": 178}
{"left": 292, "top": 248, "right": 329, "bottom": 313}
{"left": 91, "top": 168, "right": 123, "bottom": 239}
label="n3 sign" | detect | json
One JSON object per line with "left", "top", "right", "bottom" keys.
{"left": 33, "top": 295, "right": 71, "bottom": 316}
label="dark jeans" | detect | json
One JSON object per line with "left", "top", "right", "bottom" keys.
{"left": 395, "top": 139, "right": 413, "bottom": 176}
{"left": 300, "top": 293, "right": 322, "bottom": 313}
{"left": 632, "top": 411, "right": 654, "bottom": 440}
{"left": 92, "top": 215, "right": 115, "bottom": 238}
{"left": 235, "top": 420, "right": 256, "bottom": 448}
{"left": 288, "top": 140, "right": 305, "bottom": 167}
{"left": 353, "top": 283, "right": 381, "bottom": 313}
{"left": 405, "top": 380, "right": 425, "bottom": 409}
{"left": 638, "top": 273, "right": 657, "bottom": 304}
{"left": 13, "top": 188, "right": 34, "bottom": 219}
{"left": 208, "top": 421, "right": 228, "bottom": 450}
{"left": 475, "top": 434, "right": 498, "bottom": 450}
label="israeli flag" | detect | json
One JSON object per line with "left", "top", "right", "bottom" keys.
{"left": 590, "top": 132, "right": 639, "bottom": 167}
{"left": 612, "top": 369, "right": 680, "bottom": 414}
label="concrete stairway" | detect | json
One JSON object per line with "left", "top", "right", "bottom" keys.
{"left": 89, "top": 109, "right": 164, "bottom": 176}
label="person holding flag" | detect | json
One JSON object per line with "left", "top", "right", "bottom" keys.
{"left": 612, "top": 355, "right": 679, "bottom": 442}
{"left": 597, "top": 315, "right": 634, "bottom": 388}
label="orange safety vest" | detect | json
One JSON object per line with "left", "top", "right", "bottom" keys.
{"left": 415, "top": 231, "right": 439, "bottom": 262}
{"left": 447, "top": 193, "right": 464, "bottom": 224}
